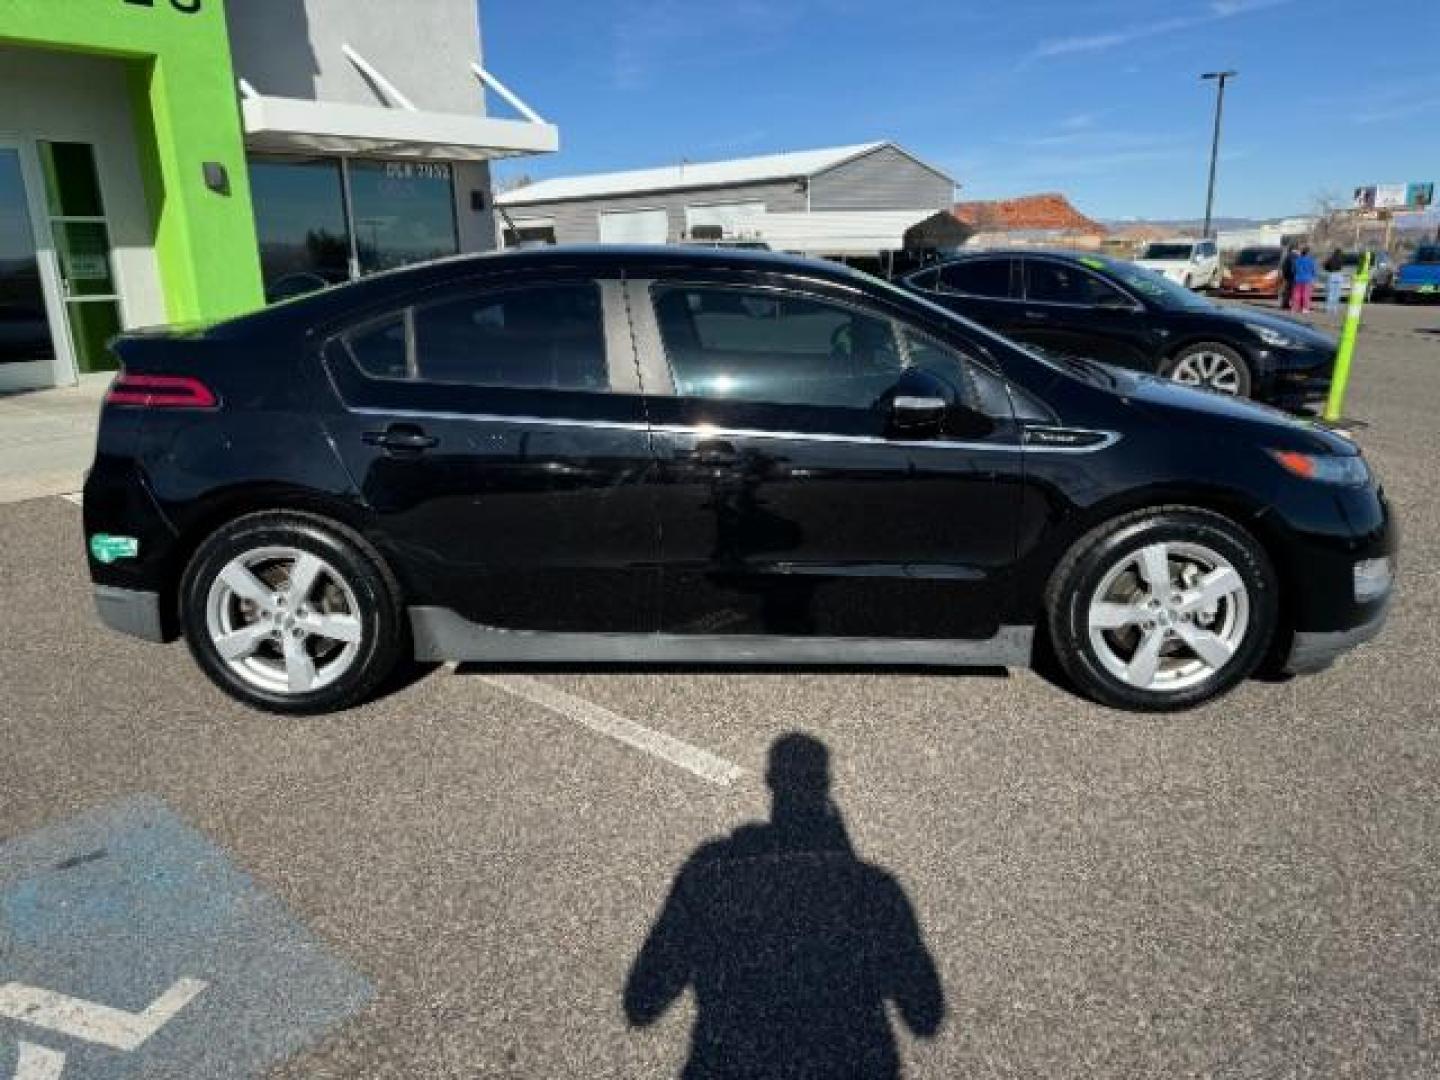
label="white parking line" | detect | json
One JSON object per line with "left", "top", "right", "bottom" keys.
{"left": 0, "top": 978, "right": 208, "bottom": 1052}
{"left": 14, "top": 1042, "right": 65, "bottom": 1080}
{"left": 59, "top": 493, "right": 82, "bottom": 506}
{"left": 478, "top": 674, "right": 744, "bottom": 786}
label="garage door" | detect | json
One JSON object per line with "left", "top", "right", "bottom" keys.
{"left": 598, "top": 208, "right": 669, "bottom": 244}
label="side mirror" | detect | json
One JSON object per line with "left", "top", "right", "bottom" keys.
{"left": 889, "top": 394, "right": 948, "bottom": 438}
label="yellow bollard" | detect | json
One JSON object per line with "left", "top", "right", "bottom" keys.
{"left": 1323, "top": 251, "right": 1370, "bottom": 423}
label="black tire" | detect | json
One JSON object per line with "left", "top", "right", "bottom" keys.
{"left": 1160, "top": 341, "right": 1253, "bottom": 398}
{"left": 179, "top": 511, "right": 406, "bottom": 714}
{"left": 1044, "top": 508, "right": 1278, "bottom": 712}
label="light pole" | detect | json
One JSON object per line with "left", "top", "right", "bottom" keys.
{"left": 1200, "top": 70, "right": 1237, "bottom": 239}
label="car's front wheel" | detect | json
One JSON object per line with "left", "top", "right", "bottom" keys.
{"left": 1045, "top": 509, "right": 1278, "bottom": 711}
{"left": 1161, "top": 342, "right": 1253, "bottom": 397}
{"left": 180, "top": 511, "right": 406, "bottom": 714}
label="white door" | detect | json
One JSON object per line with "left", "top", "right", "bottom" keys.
{"left": 598, "top": 207, "right": 668, "bottom": 245}
{"left": 0, "top": 142, "right": 73, "bottom": 392}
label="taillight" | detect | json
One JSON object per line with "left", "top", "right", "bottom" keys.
{"left": 106, "top": 373, "right": 218, "bottom": 409}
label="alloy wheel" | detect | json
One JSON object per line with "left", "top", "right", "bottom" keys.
{"left": 1169, "top": 351, "right": 1244, "bottom": 395}
{"left": 204, "top": 546, "right": 364, "bottom": 695}
{"left": 1086, "top": 541, "right": 1250, "bottom": 693}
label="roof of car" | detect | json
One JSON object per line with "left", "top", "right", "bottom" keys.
{"left": 218, "top": 245, "right": 888, "bottom": 337}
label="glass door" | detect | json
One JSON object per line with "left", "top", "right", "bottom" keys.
{"left": 39, "top": 142, "right": 123, "bottom": 374}
{"left": 0, "top": 145, "right": 65, "bottom": 390}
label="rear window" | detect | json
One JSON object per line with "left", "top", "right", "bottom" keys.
{"left": 937, "top": 258, "right": 1013, "bottom": 299}
{"left": 1142, "top": 243, "right": 1194, "bottom": 260}
{"left": 343, "top": 283, "right": 609, "bottom": 391}
{"left": 1414, "top": 246, "right": 1440, "bottom": 264}
{"left": 1235, "top": 248, "right": 1281, "bottom": 267}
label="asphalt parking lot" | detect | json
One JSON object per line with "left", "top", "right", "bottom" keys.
{"left": 2, "top": 302, "right": 1438, "bottom": 1078}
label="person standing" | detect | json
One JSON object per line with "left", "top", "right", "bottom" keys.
{"left": 1323, "top": 247, "right": 1345, "bottom": 313}
{"left": 1291, "top": 245, "right": 1318, "bottom": 313}
{"left": 1279, "top": 243, "right": 1297, "bottom": 309}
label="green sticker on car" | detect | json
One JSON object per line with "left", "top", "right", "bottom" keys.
{"left": 90, "top": 533, "right": 139, "bottom": 564}
{"left": 1080, "top": 256, "right": 1106, "bottom": 270}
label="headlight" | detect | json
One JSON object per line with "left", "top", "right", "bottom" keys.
{"left": 1247, "top": 323, "right": 1302, "bottom": 349}
{"left": 1267, "top": 449, "right": 1370, "bottom": 485}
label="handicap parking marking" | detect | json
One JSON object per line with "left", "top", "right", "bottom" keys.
{"left": 0, "top": 796, "right": 373, "bottom": 1079}
{"left": 13, "top": 1042, "right": 65, "bottom": 1080}
{"left": 0, "top": 978, "right": 207, "bottom": 1052}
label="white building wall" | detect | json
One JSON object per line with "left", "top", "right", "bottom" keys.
{"left": 225, "top": 0, "right": 485, "bottom": 115}
{"left": 226, "top": 0, "right": 500, "bottom": 254}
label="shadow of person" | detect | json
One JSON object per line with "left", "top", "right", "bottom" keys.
{"left": 624, "top": 734, "right": 945, "bottom": 1078}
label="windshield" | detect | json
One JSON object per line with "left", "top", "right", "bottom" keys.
{"left": 1099, "top": 260, "right": 1214, "bottom": 311}
{"left": 1414, "top": 246, "right": 1440, "bottom": 264}
{"left": 1235, "top": 248, "right": 1281, "bottom": 267}
{"left": 1141, "top": 243, "right": 1194, "bottom": 261}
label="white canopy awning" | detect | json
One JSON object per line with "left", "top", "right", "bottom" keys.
{"left": 239, "top": 54, "right": 559, "bottom": 162}
{"left": 241, "top": 96, "right": 558, "bottom": 161}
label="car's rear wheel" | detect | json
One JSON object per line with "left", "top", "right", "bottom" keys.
{"left": 180, "top": 511, "right": 405, "bottom": 714}
{"left": 1045, "top": 509, "right": 1278, "bottom": 711}
{"left": 1161, "top": 342, "right": 1253, "bottom": 397}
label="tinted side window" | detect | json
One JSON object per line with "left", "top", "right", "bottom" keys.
{"left": 901, "top": 330, "right": 1011, "bottom": 417}
{"left": 346, "top": 313, "right": 410, "bottom": 379}
{"left": 1025, "top": 260, "right": 1130, "bottom": 307}
{"left": 415, "top": 284, "right": 607, "bottom": 390}
{"left": 938, "top": 258, "right": 1013, "bottom": 298}
{"left": 653, "top": 286, "right": 902, "bottom": 409}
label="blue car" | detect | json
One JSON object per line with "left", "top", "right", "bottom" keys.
{"left": 1391, "top": 244, "right": 1440, "bottom": 303}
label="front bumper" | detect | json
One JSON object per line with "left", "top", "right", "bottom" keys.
{"left": 94, "top": 586, "right": 167, "bottom": 643}
{"left": 1259, "top": 346, "right": 1334, "bottom": 409}
{"left": 1391, "top": 283, "right": 1440, "bottom": 300}
{"left": 1284, "top": 596, "right": 1392, "bottom": 674}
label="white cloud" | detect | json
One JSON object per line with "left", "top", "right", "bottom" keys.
{"left": 1352, "top": 96, "right": 1440, "bottom": 125}
{"left": 1029, "top": 0, "right": 1293, "bottom": 62}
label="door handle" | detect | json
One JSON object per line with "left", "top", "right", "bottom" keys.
{"left": 1023, "top": 310, "right": 1049, "bottom": 321}
{"left": 362, "top": 423, "right": 438, "bottom": 454}
{"left": 687, "top": 439, "right": 738, "bottom": 466}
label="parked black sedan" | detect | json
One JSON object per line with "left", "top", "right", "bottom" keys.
{"left": 85, "top": 246, "right": 1393, "bottom": 715}
{"left": 900, "top": 251, "right": 1336, "bottom": 409}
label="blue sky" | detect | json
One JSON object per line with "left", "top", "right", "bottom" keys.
{"left": 483, "top": 0, "right": 1439, "bottom": 220}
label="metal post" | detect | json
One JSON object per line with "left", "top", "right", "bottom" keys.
{"left": 1201, "top": 71, "right": 1236, "bottom": 239}
{"left": 1324, "top": 251, "right": 1370, "bottom": 423}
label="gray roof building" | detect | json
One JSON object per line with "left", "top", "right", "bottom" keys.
{"left": 495, "top": 142, "right": 957, "bottom": 252}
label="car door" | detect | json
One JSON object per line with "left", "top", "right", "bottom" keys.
{"left": 319, "top": 275, "right": 660, "bottom": 632}
{"left": 907, "top": 256, "right": 1023, "bottom": 337}
{"left": 1018, "top": 257, "right": 1162, "bottom": 371}
{"left": 632, "top": 272, "right": 1023, "bottom": 641}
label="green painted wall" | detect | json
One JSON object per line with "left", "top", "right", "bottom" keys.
{"left": 0, "top": 0, "right": 264, "bottom": 321}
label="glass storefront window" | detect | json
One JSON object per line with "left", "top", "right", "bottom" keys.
{"left": 248, "top": 158, "right": 352, "bottom": 302}
{"left": 39, "top": 141, "right": 105, "bottom": 218}
{"left": 348, "top": 160, "right": 459, "bottom": 275}
{"left": 249, "top": 156, "right": 461, "bottom": 303}
{"left": 39, "top": 141, "right": 122, "bottom": 374}
{"left": 0, "top": 148, "right": 55, "bottom": 367}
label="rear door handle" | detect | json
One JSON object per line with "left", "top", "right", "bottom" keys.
{"left": 1023, "top": 309, "right": 1049, "bottom": 321}
{"left": 362, "top": 423, "right": 438, "bottom": 454}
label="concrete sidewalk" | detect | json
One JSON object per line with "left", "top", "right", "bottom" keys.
{"left": 0, "top": 375, "right": 109, "bottom": 505}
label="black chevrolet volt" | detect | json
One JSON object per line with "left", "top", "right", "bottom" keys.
{"left": 84, "top": 247, "right": 1394, "bottom": 715}
{"left": 901, "top": 251, "right": 1337, "bottom": 409}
